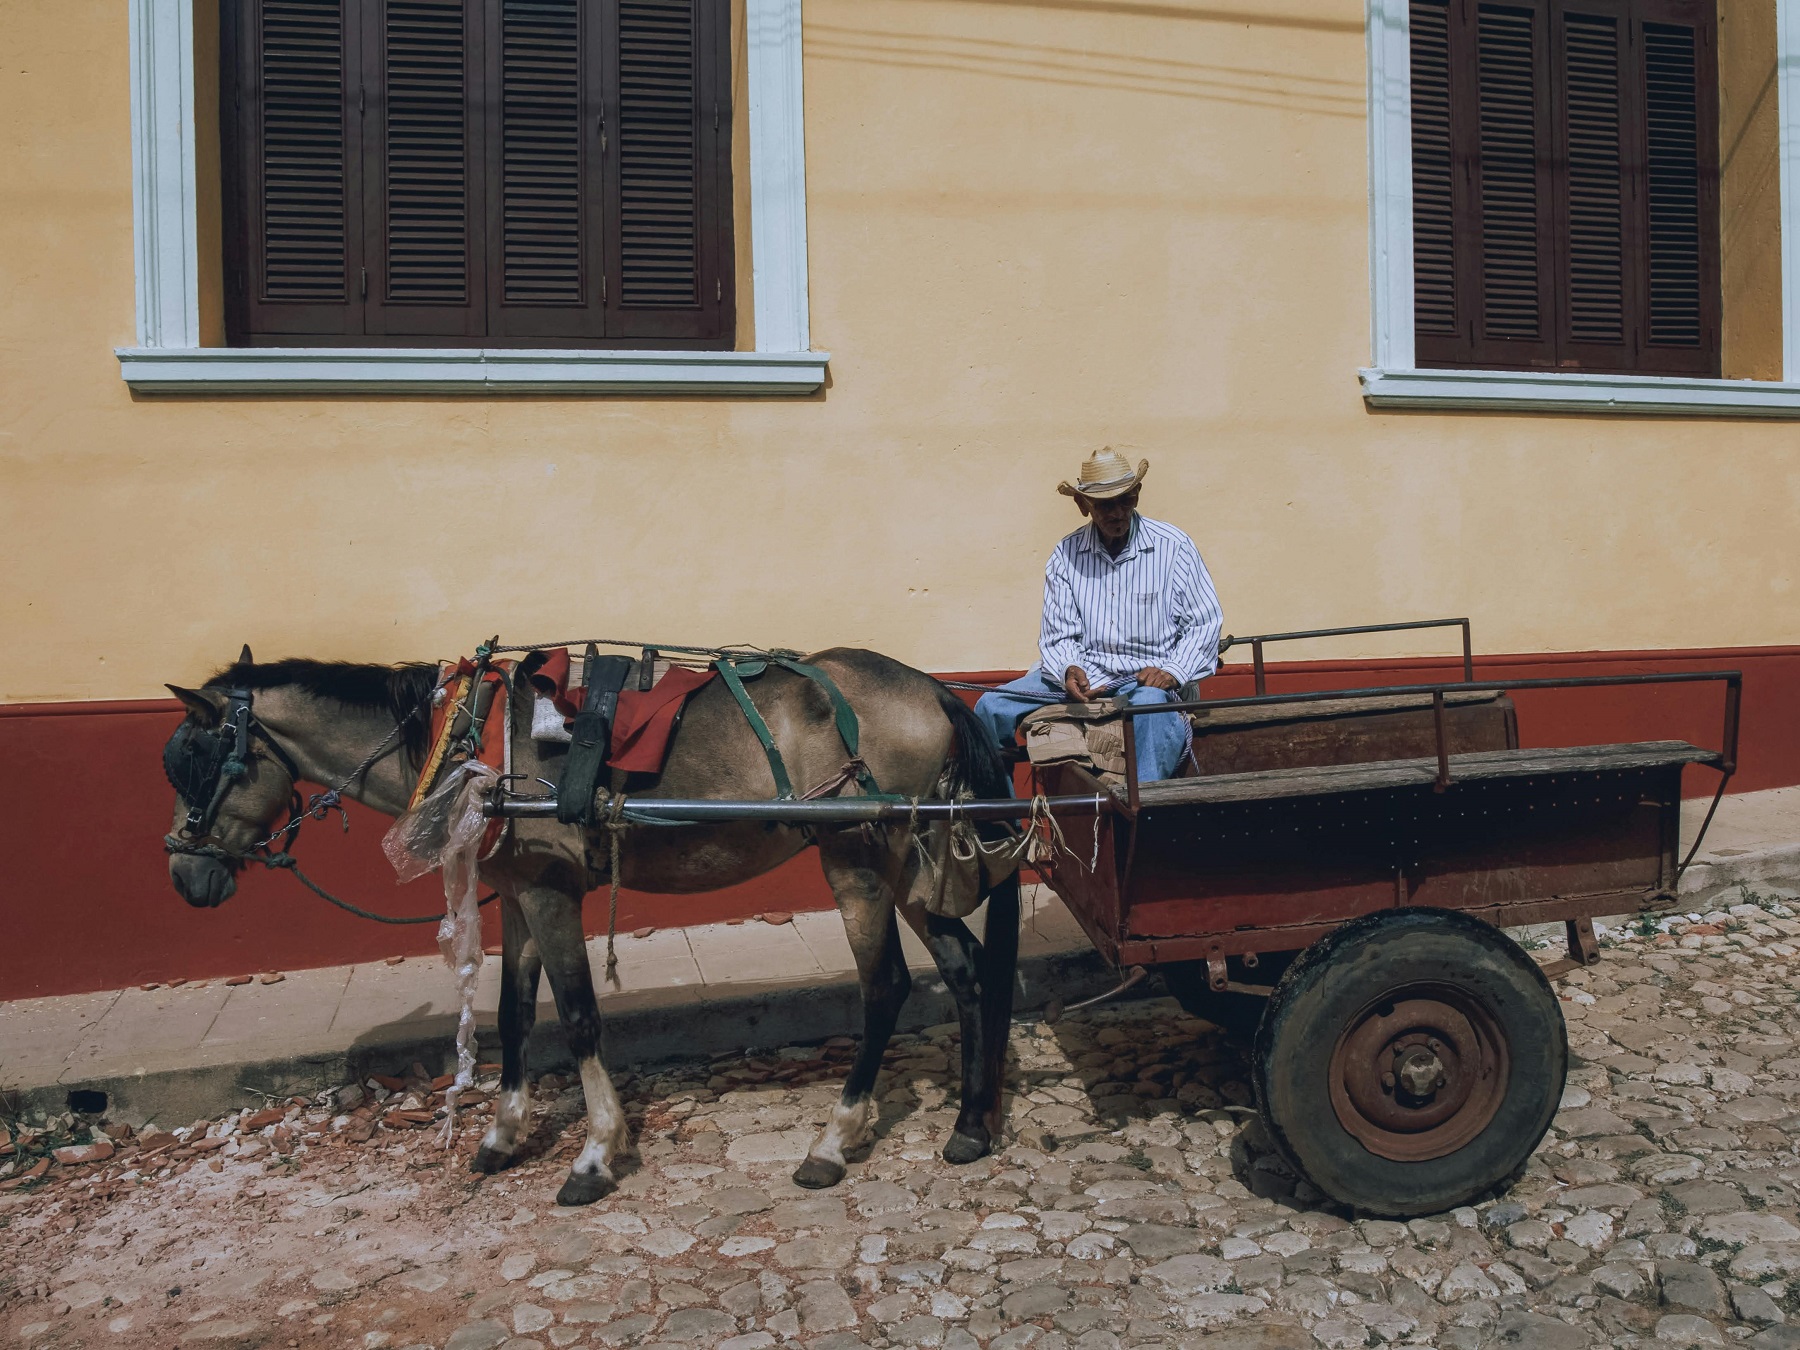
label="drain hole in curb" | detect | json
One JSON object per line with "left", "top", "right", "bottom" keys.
{"left": 67, "top": 1089, "right": 108, "bottom": 1115}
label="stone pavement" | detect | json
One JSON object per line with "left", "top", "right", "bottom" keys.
{"left": 9, "top": 886, "right": 1800, "bottom": 1350}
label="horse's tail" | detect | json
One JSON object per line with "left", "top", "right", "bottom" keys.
{"left": 933, "top": 683, "right": 1011, "bottom": 805}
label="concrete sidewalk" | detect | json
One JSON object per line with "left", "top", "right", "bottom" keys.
{"left": 0, "top": 885, "right": 1111, "bottom": 1127}
{"left": 4, "top": 785, "right": 1795, "bottom": 1128}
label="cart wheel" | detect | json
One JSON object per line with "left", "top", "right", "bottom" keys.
{"left": 1253, "top": 908, "right": 1565, "bottom": 1217}
{"left": 1160, "top": 952, "right": 1296, "bottom": 1042}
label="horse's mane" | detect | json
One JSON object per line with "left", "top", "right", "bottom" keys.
{"left": 205, "top": 659, "right": 438, "bottom": 763}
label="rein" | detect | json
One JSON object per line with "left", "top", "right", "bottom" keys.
{"left": 163, "top": 678, "right": 497, "bottom": 926}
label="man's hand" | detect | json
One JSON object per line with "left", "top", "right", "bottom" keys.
{"left": 1063, "top": 666, "right": 1093, "bottom": 702}
{"left": 1137, "top": 667, "right": 1178, "bottom": 691}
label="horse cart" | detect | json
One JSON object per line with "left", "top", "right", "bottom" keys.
{"left": 480, "top": 618, "right": 1741, "bottom": 1217}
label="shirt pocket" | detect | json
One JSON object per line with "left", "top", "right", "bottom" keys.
{"left": 1130, "top": 590, "right": 1174, "bottom": 642}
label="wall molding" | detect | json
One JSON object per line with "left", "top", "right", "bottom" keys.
{"left": 1360, "top": 366, "right": 1800, "bottom": 416}
{"left": 747, "top": 0, "right": 810, "bottom": 354}
{"left": 128, "top": 0, "right": 200, "bottom": 349}
{"left": 120, "top": 0, "right": 822, "bottom": 394}
{"left": 115, "top": 346, "right": 828, "bottom": 394}
{"left": 1365, "top": 0, "right": 1800, "bottom": 411}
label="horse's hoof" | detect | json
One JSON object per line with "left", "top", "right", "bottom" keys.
{"left": 942, "top": 1128, "right": 992, "bottom": 1165}
{"left": 469, "top": 1146, "right": 514, "bottom": 1175}
{"left": 556, "top": 1169, "right": 616, "bottom": 1207}
{"left": 792, "top": 1155, "right": 846, "bottom": 1189}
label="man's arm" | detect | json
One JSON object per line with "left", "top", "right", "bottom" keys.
{"left": 1038, "top": 547, "right": 1089, "bottom": 696}
{"left": 1163, "top": 538, "right": 1224, "bottom": 685}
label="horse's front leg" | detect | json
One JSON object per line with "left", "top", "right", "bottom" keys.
{"left": 515, "top": 883, "right": 631, "bottom": 1206}
{"left": 472, "top": 893, "right": 539, "bottom": 1174}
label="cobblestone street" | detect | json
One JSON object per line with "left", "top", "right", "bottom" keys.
{"left": 9, "top": 897, "right": 1800, "bottom": 1350}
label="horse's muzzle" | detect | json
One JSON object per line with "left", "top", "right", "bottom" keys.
{"left": 169, "top": 854, "right": 237, "bottom": 908}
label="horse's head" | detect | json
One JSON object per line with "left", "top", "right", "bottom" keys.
{"left": 163, "top": 653, "right": 299, "bottom": 908}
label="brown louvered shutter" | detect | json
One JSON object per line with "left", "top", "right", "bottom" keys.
{"left": 225, "top": 0, "right": 734, "bottom": 347}
{"left": 605, "top": 0, "right": 733, "bottom": 342}
{"left": 361, "top": 0, "right": 486, "bottom": 338}
{"left": 1553, "top": 4, "right": 1633, "bottom": 368}
{"left": 1410, "top": 0, "right": 1460, "bottom": 340}
{"left": 482, "top": 0, "right": 606, "bottom": 340}
{"left": 223, "top": 0, "right": 365, "bottom": 341}
{"left": 1636, "top": 8, "right": 1719, "bottom": 369}
{"left": 1410, "top": 0, "right": 1716, "bottom": 374}
{"left": 1469, "top": 1, "right": 1557, "bottom": 366}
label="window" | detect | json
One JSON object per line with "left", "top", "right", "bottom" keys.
{"left": 220, "top": 0, "right": 733, "bottom": 349}
{"left": 1409, "top": 0, "right": 1719, "bottom": 375}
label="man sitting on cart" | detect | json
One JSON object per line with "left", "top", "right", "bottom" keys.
{"left": 974, "top": 448, "right": 1223, "bottom": 781}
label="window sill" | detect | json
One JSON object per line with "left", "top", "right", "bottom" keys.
{"left": 115, "top": 346, "right": 829, "bottom": 395}
{"left": 1360, "top": 366, "right": 1800, "bottom": 417}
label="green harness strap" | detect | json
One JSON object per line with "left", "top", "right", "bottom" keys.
{"left": 712, "top": 656, "right": 886, "bottom": 801}
{"left": 713, "top": 658, "right": 795, "bottom": 800}
{"left": 769, "top": 658, "right": 884, "bottom": 798}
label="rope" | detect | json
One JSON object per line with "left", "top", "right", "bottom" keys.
{"left": 486, "top": 637, "right": 802, "bottom": 660}
{"left": 603, "top": 794, "right": 628, "bottom": 986}
{"left": 937, "top": 679, "right": 1068, "bottom": 701}
{"left": 265, "top": 853, "right": 499, "bottom": 924}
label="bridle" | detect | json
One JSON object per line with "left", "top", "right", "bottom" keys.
{"left": 161, "top": 683, "right": 319, "bottom": 865}
{"left": 162, "top": 681, "right": 420, "bottom": 869}
{"left": 160, "top": 676, "right": 496, "bottom": 926}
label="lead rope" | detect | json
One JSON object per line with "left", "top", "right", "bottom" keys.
{"left": 604, "top": 793, "right": 628, "bottom": 987}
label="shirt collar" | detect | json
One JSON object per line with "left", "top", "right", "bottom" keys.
{"left": 1078, "top": 513, "right": 1150, "bottom": 560}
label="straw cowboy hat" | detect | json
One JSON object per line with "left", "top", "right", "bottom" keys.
{"left": 1058, "top": 447, "right": 1149, "bottom": 500}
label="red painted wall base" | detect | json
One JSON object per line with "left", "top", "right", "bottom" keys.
{"left": 2, "top": 645, "right": 1791, "bottom": 1000}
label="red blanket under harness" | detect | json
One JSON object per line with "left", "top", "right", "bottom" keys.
{"left": 525, "top": 648, "right": 715, "bottom": 774}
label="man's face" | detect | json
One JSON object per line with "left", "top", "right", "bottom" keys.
{"left": 1081, "top": 486, "right": 1139, "bottom": 545}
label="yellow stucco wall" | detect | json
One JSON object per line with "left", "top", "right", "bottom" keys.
{"left": 1, "top": 0, "right": 1795, "bottom": 704}
{"left": 1719, "top": 0, "right": 1782, "bottom": 379}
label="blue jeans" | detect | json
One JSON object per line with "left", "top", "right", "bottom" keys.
{"left": 973, "top": 669, "right": 1190, "bottom": 782}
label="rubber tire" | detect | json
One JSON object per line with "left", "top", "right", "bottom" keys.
{"left": 1252, "top": 907, "right": 1565, "bottom": 1217}
{"left": 1161, "top": 952, "right": 1297, "bottom": 1043}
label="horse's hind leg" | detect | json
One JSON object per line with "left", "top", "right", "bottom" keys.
{"left": 796, "top": 841, "right": 911, "bottom": 1189}
{"left": 472, "top": 893, "right": 539, "bottom": 1174}
{"left": 515, "top": 884, "right": 630, "bottom": 1206}
{"left": 902, "top": 902, "right": 997, "bottom": 1165}
{"left": 977, "top": 873, "right": 1021, "bottom": 1142}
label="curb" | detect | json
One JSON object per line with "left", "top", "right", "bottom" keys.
{"left": 1680, "top": 842, "right": 1800, "bottom": 906}
{"left": 4, "top": 943, "right": 1125, "bottom": 1128}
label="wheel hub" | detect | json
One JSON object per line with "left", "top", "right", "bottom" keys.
{"left": 1328, "top": 986, "right": 1509, "bottom": 1162}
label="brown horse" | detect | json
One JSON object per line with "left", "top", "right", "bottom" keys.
{"left": 162, "top": 647, "right": 1020, "bottom": 1204}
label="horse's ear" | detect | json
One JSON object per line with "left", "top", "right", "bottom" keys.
{"left": 166, "top": 685, "right": 222, "bottom": 725}
{"left": 239, "top": 644, "right": 254, "bottom": 666}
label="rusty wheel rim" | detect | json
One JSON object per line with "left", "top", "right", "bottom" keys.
{"left": 1326, "top": 983, "right": 1509, "bottom": 1162}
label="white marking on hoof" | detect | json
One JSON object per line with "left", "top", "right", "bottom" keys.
{"left": 578, "top": 1058, "right": 630, "bottom": 1172}
{"left": 480, "top": 1084, "right": 532, "bottom": 1157}
{"left": 570, "top": 1138, "right": 616, "bottom": 1181}
{"left": 807, "top": 1096, "right": 874, "bottom": 1171}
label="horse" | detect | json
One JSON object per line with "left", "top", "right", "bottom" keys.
{"left": 161, "top": 646, "right": 1022, "bottom": 1205}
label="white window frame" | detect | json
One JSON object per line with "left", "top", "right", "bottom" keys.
{"left": 118, "top": 0, "right": 826, "bottom": 394}
{"left": 1361, "top": 0, "right": 1800, "bottom": 415}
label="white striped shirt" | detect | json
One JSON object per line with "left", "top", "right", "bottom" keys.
{"left": 1037, "top": 514, "right": 1223, "bottom": 689}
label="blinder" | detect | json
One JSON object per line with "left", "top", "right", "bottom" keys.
{"left": 163, "top": 685, "right": 300, "bottom": 840}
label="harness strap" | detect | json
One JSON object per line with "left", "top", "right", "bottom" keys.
{"left": 770, "top": 658, "right": 883, "bottom": 797}
{"left": 713, "top": 658, "right": 795, "bottom": 799}
{"left": 558, "top": 646, "right": 634, "bottom": 825}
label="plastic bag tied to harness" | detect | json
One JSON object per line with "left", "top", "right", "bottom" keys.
{"left": 381, "top": 760, "right": 498, "bottom": 1146}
